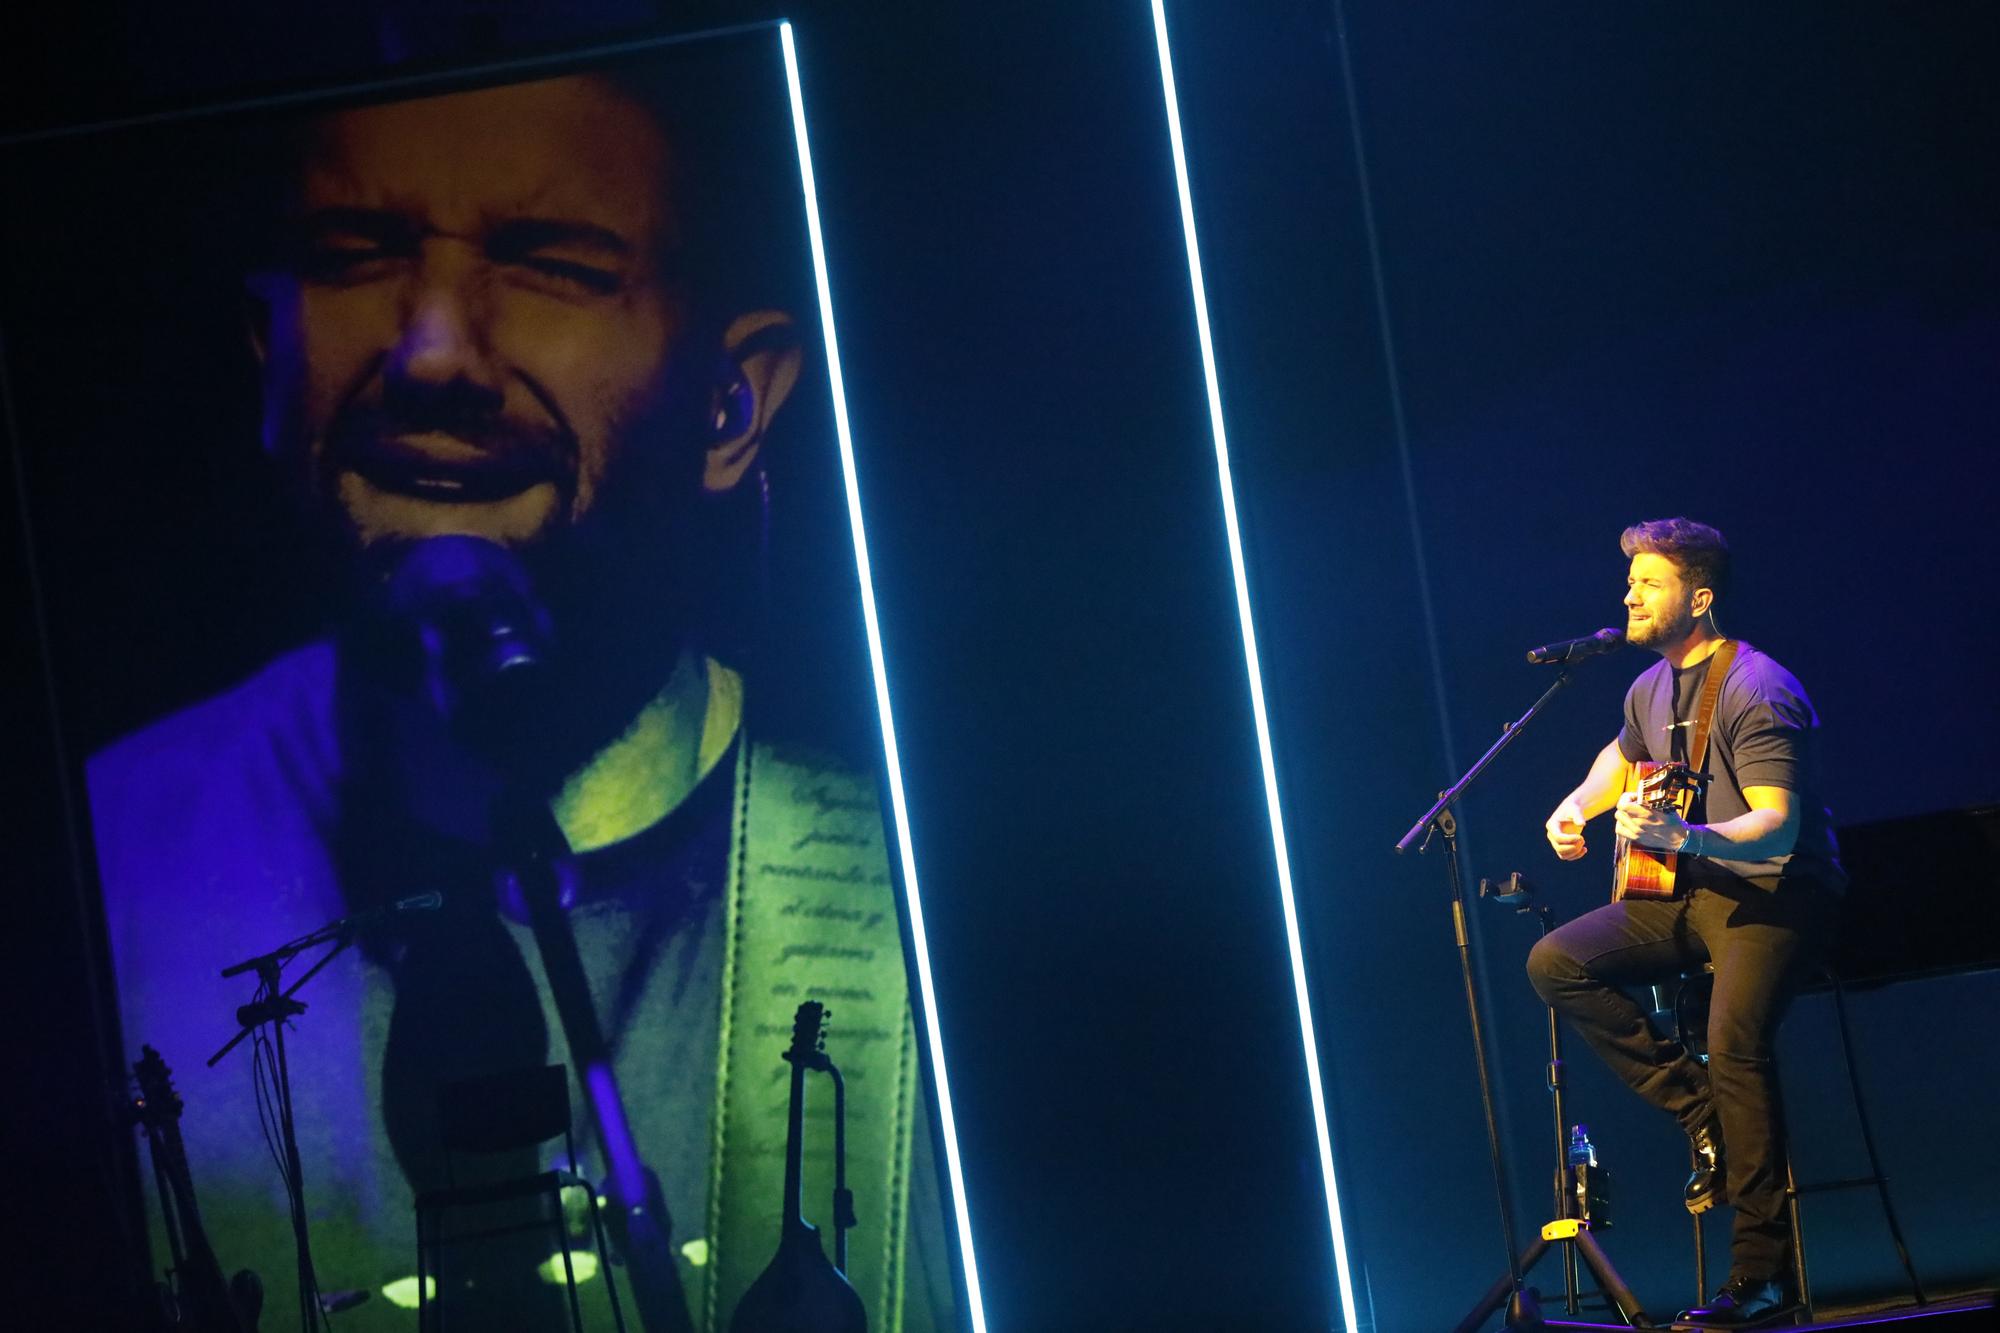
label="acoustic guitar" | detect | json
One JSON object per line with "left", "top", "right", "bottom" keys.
{"left": 131, "top": 1046, "right": 261, "bottom": 1333}
{"left": 1610, "top": 760, "right": 1703, "bottom": 902}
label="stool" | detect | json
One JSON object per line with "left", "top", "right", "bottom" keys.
{"left": 414, "top": 1064, "right": 628, "bottom": 1332}
{"left": 1662, "top": 963, "right": 1925, "bottom": 1319}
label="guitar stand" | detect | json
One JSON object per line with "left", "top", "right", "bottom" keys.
{"left": 1452, "top": 876, "right": 1653, "bottom": 1332}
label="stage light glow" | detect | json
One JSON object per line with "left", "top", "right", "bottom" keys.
{"left": 381, "top": 1275, "right": 436, "bottom": 1309}
{"left": 1148, "top": 4, "right": 1361, "bottom": 1329}
{"left": 780, "top": 24, "right": 988, "bottom": 1333}
{"left": 537, "top": 1250, "right": 602, "bottom": 1284}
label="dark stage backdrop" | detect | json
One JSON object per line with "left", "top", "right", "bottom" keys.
{"left": 4, "top": 3, "right": 1997, "bottom": 1332}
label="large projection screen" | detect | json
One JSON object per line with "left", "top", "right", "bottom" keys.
{"left": 2, "top": 27, "right": 959, "bottom": 1333}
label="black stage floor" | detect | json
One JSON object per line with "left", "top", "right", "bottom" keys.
{"left": 1538, "top": 1290, "right": 1998, "bottom": 1331}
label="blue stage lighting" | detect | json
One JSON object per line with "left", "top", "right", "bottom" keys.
{"left": 780, "top": 24, "right": 989, "bottom": 1333}
{"left": 1148, "top": 4, "right": 1361, "bottom": 1329}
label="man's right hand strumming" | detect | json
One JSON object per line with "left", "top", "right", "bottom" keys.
{"left": 1546, "top": 796, "right": 1589, "bottom": 860}
{"left": 1546, "top": 737, "right": 1635, "bottom": 861}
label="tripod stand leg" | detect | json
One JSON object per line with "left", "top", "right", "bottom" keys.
{"left": 1452, "top": 1239, "right": 1550, "bottom": 1333}
{"left": 1573, "top": 1230, "right": 1650, "bottom": 1327}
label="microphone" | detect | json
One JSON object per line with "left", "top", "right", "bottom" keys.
{"left": 386, "top": 536, "right": 552, "bottom": 682}
{"left": 219, "top": 893, "right": 445, "bottom": 978}
{"left": 334, "top": 891, "right": 445, "bottom": 935}
{"left": 1526, "top": 627, "right": 1625, "bottom": 665}
{"left": 375, "top": 536, "right": 556, "bottom": 751}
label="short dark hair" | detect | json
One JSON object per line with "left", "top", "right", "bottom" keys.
{"left": 1620, "top": 517, "right": 1730, "bottom": 600}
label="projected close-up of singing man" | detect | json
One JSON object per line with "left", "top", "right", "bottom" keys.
{"left": 73, "top": 53, "right": 952, "bottom": 1333}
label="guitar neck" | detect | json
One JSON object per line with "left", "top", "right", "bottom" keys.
{"left": 133, "top": 1049, "right": 251, "bottom": 1333}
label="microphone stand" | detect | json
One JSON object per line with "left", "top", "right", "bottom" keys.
{"left": 210, "top": 918, "right": 368, "bottom": 1333}
{"left": 1395, "top": 666, "right": 1580, "bottom": 1331}
{"left": 497, "top": 790, "right": 691, "bottom": 1333}
{"left": 1452, "top": 877, "right": 1650, "bottom": 1332}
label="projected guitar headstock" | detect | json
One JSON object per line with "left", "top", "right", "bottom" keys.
{"left": 132, "top": 1044, "right": 184, "bottom": 1129}
{"left": 784, "top": 1001, "right": 830, "bottom": 1072}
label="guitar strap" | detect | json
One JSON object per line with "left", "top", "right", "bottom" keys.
{"left": 1684, "top": 639, "right": 1738, "bottom": 810}
{"left": 705, "top": 738, "right": 919, "bottom": 1333}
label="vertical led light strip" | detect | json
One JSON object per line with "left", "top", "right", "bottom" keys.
{"left": 780, "top": 24, "right": 988, "bottom": 1333}
{"left": 1148, "top": 4, "right": 1360, "bottom": 1329}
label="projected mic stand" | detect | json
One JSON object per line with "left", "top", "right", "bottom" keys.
{"left": 210, "top": 915, "right": 367, "bottom": 1333}
{"left": 1397, "top": 662, "right": 1645, "bottom": 1331}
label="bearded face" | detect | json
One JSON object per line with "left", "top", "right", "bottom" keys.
{"left": 1623, "top": 551, "right": 1704, "bottom": 648}
{"left": 254, "top": 76, "right": 694, "bottom": 565}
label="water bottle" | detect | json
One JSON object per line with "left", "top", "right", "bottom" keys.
{"left": 1569, "top": 1124, "right": 1611, "bottom": 1226}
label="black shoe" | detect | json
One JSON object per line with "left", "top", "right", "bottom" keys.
{"left": 1673, "top": 1274, "right": 1798, "bottom": 1329}
{"left": 1685, "top": 1115, "right": 1725, "bottom": 1214}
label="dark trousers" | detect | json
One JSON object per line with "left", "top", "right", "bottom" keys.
{"left": 1525, "top": 879, "right": 1838, "bottom": 1278}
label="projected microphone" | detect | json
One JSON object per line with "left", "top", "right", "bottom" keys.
{"left": 332, "top": 891, "right": 445, "bottom": 936}
{"left": 1525, "top": 627, "right": 1625, "bottom": 665}
{"left": 373, "top": 536, "right": 557, "bottom": 756}
{"left": 386, "top": 536, "right": 552, "bottom": 684}
{"left": 220, "top": 893, "right": 445, "bottom": 978}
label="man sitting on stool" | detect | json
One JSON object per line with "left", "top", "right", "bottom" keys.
{"left": 1527, "top": 517, "right": 1845, "bottom": 1330}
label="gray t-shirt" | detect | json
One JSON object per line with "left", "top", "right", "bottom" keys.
{"left": 1617, "top": 641, "right": 1846, "bottom": 894}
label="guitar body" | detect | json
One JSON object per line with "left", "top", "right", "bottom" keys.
{"left": 1611, "top": 761, "right": 1689, "bottom": 903}
{"left": 729, "top": 1228, "right": 867, "bottom": 1333}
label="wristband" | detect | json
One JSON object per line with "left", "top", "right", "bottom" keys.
{"left": 1681, "top": 825, "right": 1703, "bottom": 858}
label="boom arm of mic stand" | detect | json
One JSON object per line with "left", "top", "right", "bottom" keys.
{"left": 207, "top": 934, "right": 355, "bottom": 1068}
{"left": 1395, "top": 668, "right": 1576, "bottom": 853}
{"left": 1391, "top": 665, "right": 1577, "bottom": 1310}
